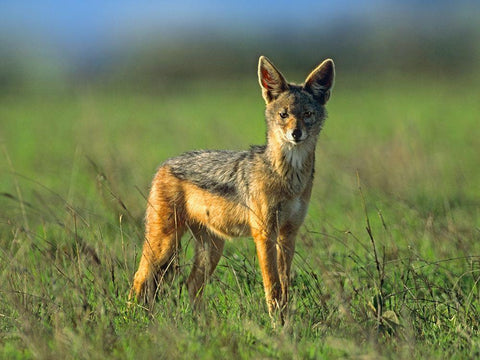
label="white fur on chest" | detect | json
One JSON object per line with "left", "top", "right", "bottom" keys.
{"left": 284, "top": 146, "right": 308, "bottom": 169}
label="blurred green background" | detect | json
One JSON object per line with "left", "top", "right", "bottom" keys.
{"left": 1, "top": 0, "right": 479, "bottom": 220}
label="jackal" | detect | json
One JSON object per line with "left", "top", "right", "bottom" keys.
{"left": 130, "top": 56, "right": 335, "bottom": 320}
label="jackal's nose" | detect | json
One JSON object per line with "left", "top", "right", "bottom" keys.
{"left": 292, "top": 128, "right": 303, "bottom": 142}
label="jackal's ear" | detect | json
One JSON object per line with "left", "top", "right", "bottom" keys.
{"left": 304, "top": 59, "right": 335, "bottom": 105}
{"left": 258, "top": 56, "right": 288, "bottom": 103}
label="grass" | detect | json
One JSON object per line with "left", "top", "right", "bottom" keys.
{"left": 1, "top": 72, "right": 480, "bottom": 359}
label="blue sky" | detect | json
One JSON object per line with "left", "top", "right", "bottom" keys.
{"left": 0, "top": 0, "right": 476, "bottom": 62}
{"left": 0, "top": 1, "right": 372, "bottom": 61}
{"left": 0, "top": 1, "right": 424, "bottom": 47}
{"left": 1, "top": 1, "right": 371, "bottom": 39}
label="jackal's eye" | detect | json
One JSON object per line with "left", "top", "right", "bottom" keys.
{"left": 279, "top": 111, "right": 288, "bottom": 119}
{"left": 304, "top": 111, "right": 313, "bottom": 118}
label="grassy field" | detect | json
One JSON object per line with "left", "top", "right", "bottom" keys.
{"left": 1, "top": 72, "right": 480, "bottom": 359}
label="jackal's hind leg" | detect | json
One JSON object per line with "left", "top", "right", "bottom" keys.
{"left": 130, "top": 203, "right": 184, "bottom": 305}
{"left": 186, "top": 227, "right": 225, "bottom": 305}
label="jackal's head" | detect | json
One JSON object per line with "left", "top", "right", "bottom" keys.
{"left": 258, "top": 56, "right": 335, "bottom": 148}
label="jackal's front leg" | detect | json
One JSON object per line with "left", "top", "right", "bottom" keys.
{"left": 252, "top": 228, "right": 282, "bottom": 319}
{"left": 277, "top": 223, "right": 298, "bottom": 312}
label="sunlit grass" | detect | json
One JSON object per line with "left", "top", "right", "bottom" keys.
{"left": 1, "top": 74, "right": 479, "bottom": 358}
